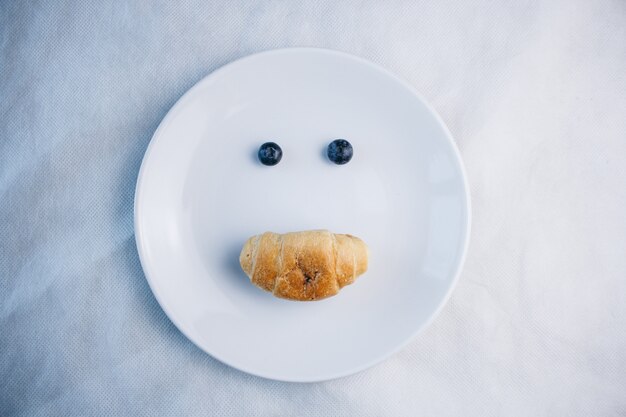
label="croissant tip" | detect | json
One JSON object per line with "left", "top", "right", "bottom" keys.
{"left": 239, "top": 236, "right": 255, "bottom": 276}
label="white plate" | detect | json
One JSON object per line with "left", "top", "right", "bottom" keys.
{"left": 134, "top": 48, "right": 470, "bottom": 382}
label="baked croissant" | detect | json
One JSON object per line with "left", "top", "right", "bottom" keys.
{"left": 239, "top": 230, "right": 369, "bottom": 301}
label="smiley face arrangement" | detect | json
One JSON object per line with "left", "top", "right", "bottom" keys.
{"left": 134, "top": 49, "right": 471, "bottom": 381}
{"left": 240, "top": 139, "right": 369, "bottom": 301}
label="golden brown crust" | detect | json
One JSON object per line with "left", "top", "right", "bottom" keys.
{"left": 239, "top": 230, "right": 369, "bottom": 301}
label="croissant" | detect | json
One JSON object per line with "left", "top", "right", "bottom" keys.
{"left": 239, "top": 230, "right": 369, "bottom": 301}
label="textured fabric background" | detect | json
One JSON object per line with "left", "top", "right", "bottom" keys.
{"left": 1, "top": 1, "right": 626, "bottom": 416}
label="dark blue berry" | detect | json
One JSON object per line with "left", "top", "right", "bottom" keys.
{"left": 327, "top": 139, "right": 353, "bottom": 165}
{"left": 258, "top": 142, "right": 283, "bottom": 166}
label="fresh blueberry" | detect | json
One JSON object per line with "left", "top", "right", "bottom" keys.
{"left": 258, "top": 142, "right": 283, "bottom": 166}
{"left": 327, "top": 139, "right": 353, "bottom": 165}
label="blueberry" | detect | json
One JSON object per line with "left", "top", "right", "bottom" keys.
{"left": 327, "top": 139, "right": 353, "bottom": 165}
{"left": 258, "top": 142, "right": 283, "bottom": 166}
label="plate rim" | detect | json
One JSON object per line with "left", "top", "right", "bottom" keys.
{"left": 134, "top": 47, "right": 472, "bottom": 382}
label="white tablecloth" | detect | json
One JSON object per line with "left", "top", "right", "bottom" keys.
{"left": 1, "top": 1, "right": 625, "bottom": 415}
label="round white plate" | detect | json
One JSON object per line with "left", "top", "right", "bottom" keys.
{"left": 135, "top": 48, "right": 470, "bottom": 382}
